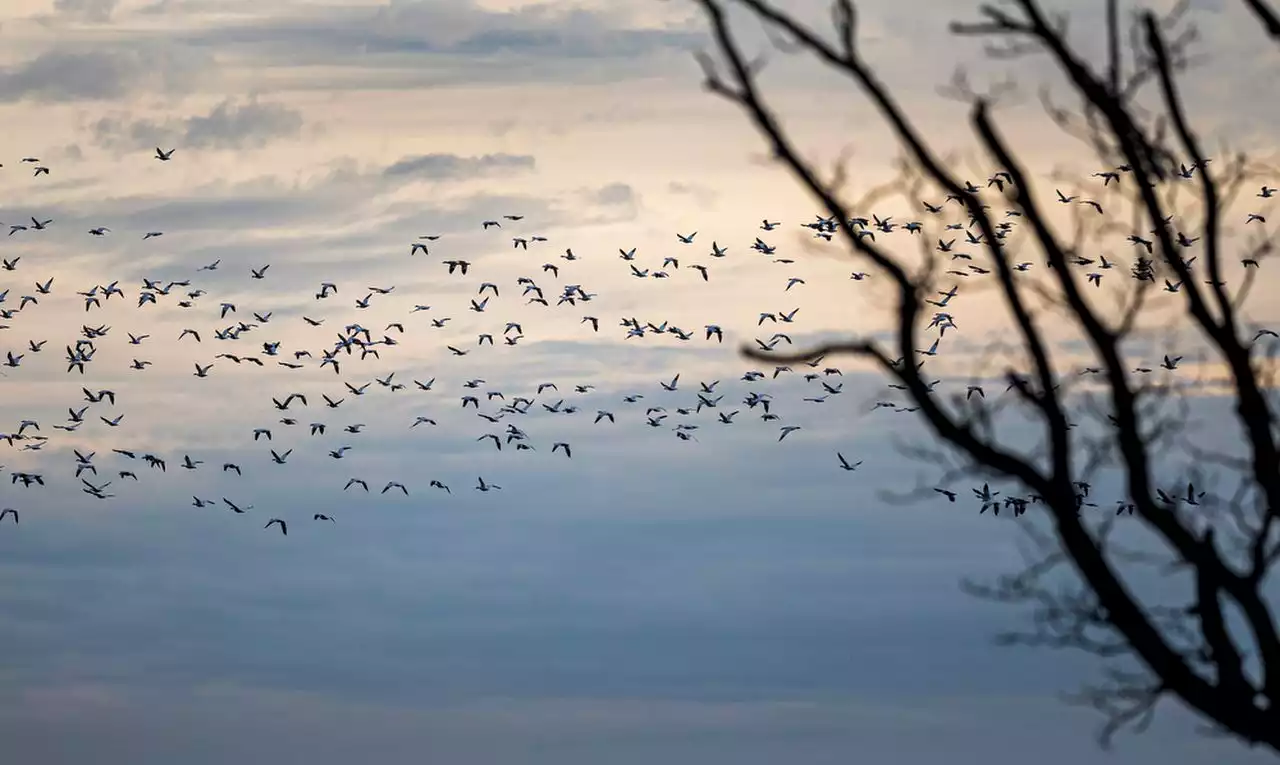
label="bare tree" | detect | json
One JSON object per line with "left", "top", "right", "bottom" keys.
{"left": 689, "top": 0, "right": 1280, "bottom": 752}
{"left": 1241, "top": 0, "right": 1280, "bottom": 39}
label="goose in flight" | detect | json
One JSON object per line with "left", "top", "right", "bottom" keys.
{"left": 973, "top": 483, "right": 1000, "bottom": 514}
{"left": 0, "top": 508, "right": 16, "bottom": 524}
{"left": 83, "top": 388, "right": 117, "bottom": 405}
{"left": 272, "top": 393, "right": 306, "bottom": 410}
{"left": 265, "top": 518, "right": 288, "bottom": 535}
{"left": 82, "top": 479, "right": 114, "bottom": 500}
{"left": 837, "top": 453, "right": 862, "bottom": 471}
{"left": 155, "top": 147, "right": 175, "bottom": 161}
{"left": 11, "top": 473, "right": 45, "bottom": 487}
{"left": 1127, "top": 234, "right": 1154, "bottom": 252}
{"left": 475, "top": 476, "right": 501, "bottom": 492}
{"left": 222, "top": 498, "right": 252, "bottom": 514}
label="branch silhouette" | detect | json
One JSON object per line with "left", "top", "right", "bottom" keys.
{"left": 691, "top": 0, "right": 1280, "bottom": 751}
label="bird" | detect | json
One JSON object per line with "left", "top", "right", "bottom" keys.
{"left": 0, "top": 142, "right": 1246, "bottom": 554}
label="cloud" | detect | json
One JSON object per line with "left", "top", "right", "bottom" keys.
{"left": 0, "top": 184, "right": 570, "bottom": 308}
{"left": 0, "top": 51, "right": 142, "bottom": 102}
{"left": 52, "top": 0, "right": 119, "bottom": 23}
{"left": 381, "top": 152, "right": 536, "bottom": 181}
{"left": 667, "top": 180, "right": 719, "bottom": 209}
{"left": 90, "top": 97, "right": 304, "bottom": 152}
{"left": 144, "top": 1, "right": 705, "bottom": 89}
{"left": 587, "top": 182, "right": 639, "bottom": 207}
{"left": 0, "top": 680, "right": 1256, "bottom": 765}
{"left": 168, "top": 100, "right": 300, "bottom": 150}
{"left": 0, "top": 3, "right": 1276, "bottom": 764}
{"left": 0, "top": 46, "right": 210, "bottom": 103}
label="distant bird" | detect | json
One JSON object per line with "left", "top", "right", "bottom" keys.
{"left": 837, "top": 453, "right": 861, "bottom": 471}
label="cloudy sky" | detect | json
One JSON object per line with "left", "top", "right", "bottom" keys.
{"left": 0, "top": 0, "right": 1278, "bottom": 763}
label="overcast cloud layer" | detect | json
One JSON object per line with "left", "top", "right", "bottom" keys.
{"left": 0, "top": 1, "right": 1278, "bottom": 763}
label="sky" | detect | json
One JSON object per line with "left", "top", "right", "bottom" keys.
{"left": 0, "top": 0, "right": 1278, "bottom": 763}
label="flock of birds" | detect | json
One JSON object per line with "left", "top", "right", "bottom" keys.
{"left": 0, "top": 148, "right": 1273, "bottom": 535}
